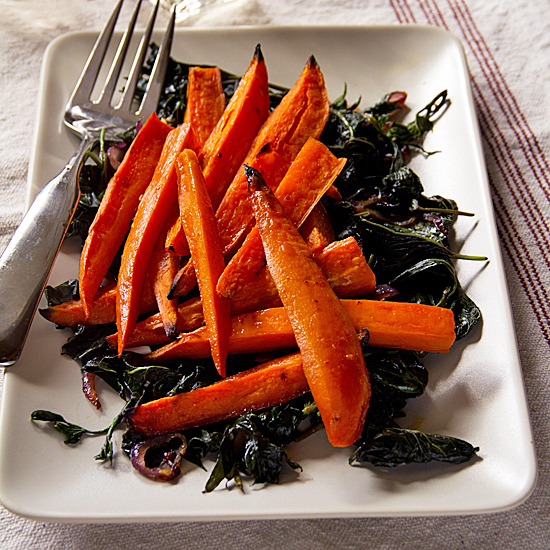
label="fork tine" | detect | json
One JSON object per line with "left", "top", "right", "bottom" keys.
{"left": 138, "top": 2, "right": 176, "bottom": 114}
{"left": 118, "top": 0, "right": 161, "bottom": 113}
{"left": 69, "top": 0, "right": 124, "bottom": 107}
{"left": 136, "top": 3, "right": 176, "bottom": 116}
{"left": 138, "top": 7, "right": 176, "bottom": 114}
{"left": 97, "top": 0, "right": 143, "bottom": 107}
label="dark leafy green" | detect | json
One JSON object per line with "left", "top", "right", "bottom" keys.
{"left": 30, "top": 409, "right": 122, "bottom": 461}
{"left": 351, "top": 428, "right": 479, "bottom": 467}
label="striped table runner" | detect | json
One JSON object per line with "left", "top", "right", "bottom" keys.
{"left": 0, "top": 0, "right": 548, "bottom": 548}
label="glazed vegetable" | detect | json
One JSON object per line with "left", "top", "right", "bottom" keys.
{"left": 167, "top": 258, "right": 197, "bottom": 301}
{"left": 299, "top": 202, "right": 336, "bottom": 254}
{"left": 78, "top": 113, "right": 172, "bottom": 315}
{"left": 166, "top": 221, "right": 374, "bottom": 304}
{"left": 104, "top": 235, "right": 375, "bottom": 349}
{"left": 147, "top": 211, "right": 181, "bottom": 337}
{"left": 215, "top": 55, "right": 330, "bottom": 256}
{"left": 247, "top": 165, "right": 370, "bottom": 447}
{"left": 116, "top": 123, "right": 200, "bottom": 355}
{"left": 199, "top": 44, "right": 270, "bottom": 209}
{"left": 216, "top": 137, "right": 346, "bottom": 300}
{"left": 165, "top": 45, "right": 270, "bottom": 255}
{"left": 143, "top": 299, "right": 456, "bottom": 362}
{"left": 183, "top": 66, "right": 225, "bottom": 148}
{"left": 176, "top": 149, "right": 231, "bottom": 377}
{"left": 105, "top": 296, "right": 206, "bottom": 349}
{"left": 40, "top": 235, "right": 373, "bottom": 329}
{"left": 126, "top": 352, "right": 308, "bottom": 436}
{"left": 40, "top": 282, "right": 157, "bottom": 327}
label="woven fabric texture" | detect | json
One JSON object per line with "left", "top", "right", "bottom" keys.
{"left": 0, "top": 0, "right": 548, "bottom": 548}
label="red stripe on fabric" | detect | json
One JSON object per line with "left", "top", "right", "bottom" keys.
{"left": 389, "top": 0, "right": 416, "bottom": 23}
{"left": 421, "top": 0, "right": 550, "bottom": 223}
{"left": 470, "top": 79, "right": 550, "bottom": 267}
{"left": 474, "top": 83, "right": 550, "bottom": 320}
{"left": 450, "top": 0, "right": 550, "bottom": 201}
{"left": 417, "top": 0, "right": 550, "bottom": 280}
{"left": 424, "top": 0, "right": 550, "bottom": 201}
{"left": 496, "top": 214, "right": 550, "bottom": 346}
{"left": 441, "top": 1, "right": 550, "bottom": 272}
{"left": 418, "top": 0, "right": 445, "bottom": 26}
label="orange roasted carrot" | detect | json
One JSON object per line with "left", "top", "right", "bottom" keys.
{"left": 216, "top": 137, "right": 346, "bottom": 300}
{"left": 163, "top": 66, "right": 225, "bottom": 256}
{"left": 144, "top": 300, "right": 456, "bottom": 362}
{"left": 199, "top": 45, "right": 270, "bottom": 209}
{"left": 164, "top": 206, "right": 189, "bottom": 256}
{"left": 145, "top": 308, "right": 297, "bottom": 361}
{"left": 167, "top": 258, "right": 197, "bottom": 301}
{"left": 183, "top": 66, "right": 226, "bottom": 148}
{"left": 167, "top": 229, "right": 374, "bottom": 307}
{"left": 104, "top": 296, "right": 206, "bottom": 349}
{"left": 79, "top": 113, "right": 172, "bottom": 315}
{"left": 126, "top": 352, "right": 308, "bottom": 436}
{"left": 314, "top": 237, "right": 376, "bottom": 298}
{"left": 176, "top": 149, "right": 231, "bottom": 377}
{"left": 215, "top": 55, "right": 330, "bottom": 257}
{"left": 165, "top": 46, "right": 271, "bottom": 256}
{"left": 247, "top": 165, "right": 370, "bottom": 448}
{"left": 299, "top": 203, "right": 335, "bottom": 254}
{"left": 116, "top": 123, "right": 200, "bottom": 355}
{"left": 147, "top": 210, "right": 182, "bottom": 338}
{"left": 41, "top": 235, "right": 374, "bottom": 330}
{"left": 39, "top": 282, "right": 157, "bottom": 327}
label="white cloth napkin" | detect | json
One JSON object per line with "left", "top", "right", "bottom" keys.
{"left": 1, "top": 0, "right": 549, "bottom": 548}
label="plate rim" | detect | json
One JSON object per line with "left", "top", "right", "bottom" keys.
{"left": 3, "top": 23, "right": 538, "bottom": 522}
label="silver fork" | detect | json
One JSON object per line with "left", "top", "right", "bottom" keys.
{"left": 0, "top": 0, "right": 176, "bottom": 366}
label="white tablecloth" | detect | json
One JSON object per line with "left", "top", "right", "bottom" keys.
{"left": 1, "top": 0, "right": 549, "bottom": 547}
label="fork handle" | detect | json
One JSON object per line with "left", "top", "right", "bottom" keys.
{"left": 0, "top": 135, "right": 96, "bottom": 366}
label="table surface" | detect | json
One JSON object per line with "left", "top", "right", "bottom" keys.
{"left": 0, "top": 0, "right": 549, "bottom": 548}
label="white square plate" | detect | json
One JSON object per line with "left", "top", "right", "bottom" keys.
{"left": 0, "top": 25, "right": 537, "bottom": 522}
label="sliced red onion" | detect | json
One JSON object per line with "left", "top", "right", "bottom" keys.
{"left": 369, "top": 284, "right": 399, "bottom": 300}
{"left": 386, "top": 91, "right": 407, "bottom": 108}
{"left": 81, "top": 371, "right": 100, "bottom": 410}
{"left": 130, "top": 433, "right": 187, "bottom": 481}
{"left": 106, "top": 144, "right": 126, "bottom": 170}
{"left": 423, "top": 212, "right": 449, "bottom": 237}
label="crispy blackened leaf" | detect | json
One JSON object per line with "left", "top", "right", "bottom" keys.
{"left": 204, "top": 414, "right": 302, "bottom": 492}
{"left": 59, "top": 319, "right": 220, "bottom": 402}
{"left": 388, "top": 258, "right": 458, "bottom": 306}
{"left": 379, "top": 166, "right": 424, "bottom": 210}
{"left": 365, "top": 91, "right": 407, "bottom": 120}
{"left": 446, "top": 286, "right": 482, "bottom": 340}
{"left": 204, "top": 424, "right": 240, "bottom": 492}
{"left": 349, "top": 218, "right": 454, "bottom": 279}
{"left": 360, "top": 350, "right": 428, "bottom": 441}
{"left": 258, "top": 395, "right": 323, "bottom": 444}
{"left": 61, "top": 325, "right": 113, "bottom": 362}
{"left": 387, "top": 258, "right": 482, "bottom": 339}
{"left": 31, "top": 410, "right": 109, "bottom": 446}
{"left": 320, "top": 87, "right": 366, "bottom": 149}
{"left": 184, "top": 429, "right": 224, "bottom": 470}
{"left": 351, "top": 427, "right": 479, "bottom": 467}
{"left": 239, "top": 417, "right": 288, "bottom": 485}
{"left": 44, "top": 279, "right": 79, "bottom": 307}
